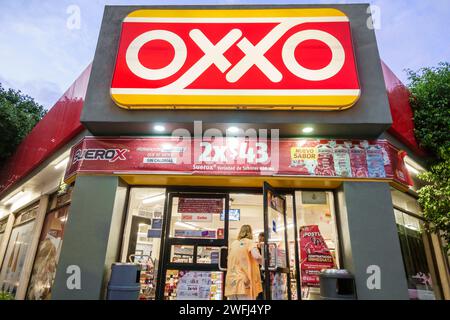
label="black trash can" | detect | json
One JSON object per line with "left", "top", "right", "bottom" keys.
{"left": 319, "top": 269, "right": 357, "bottom": 300}
{"left": 106, "top": 263, "right": 141, "bottom": 300}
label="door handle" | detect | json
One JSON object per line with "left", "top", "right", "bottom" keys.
{"left": 218, "top": 246, "right": 228, "bottom": 271}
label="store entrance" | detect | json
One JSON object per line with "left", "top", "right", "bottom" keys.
{"left": 156, "top": 182, "right": 294, "bottom": 300}
{"left": 156, "top": 192, "right": 229, "bottom": 300}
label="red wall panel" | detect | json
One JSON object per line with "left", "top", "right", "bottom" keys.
{"left": 0, "top": 64, "right": 91, "bottom": 197}
{"left": 381, "top": 61, "right": 425, "bottom": 156}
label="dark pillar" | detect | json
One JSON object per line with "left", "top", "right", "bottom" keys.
{"left": 52, "top": 176, "right": 127, "bottom": 299}
{"left": 336, "top": 181, "right": 409, "bottom": 299}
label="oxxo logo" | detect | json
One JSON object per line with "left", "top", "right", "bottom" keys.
{"left": 73, "top": 148, "right": 128, "bottom": 163}
{"left": 111, "top": 9, "right": 360, "bottom": 110}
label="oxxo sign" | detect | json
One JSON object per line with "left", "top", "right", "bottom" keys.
{"left": 111, "top": 9, "right": 360, "bottom": 110}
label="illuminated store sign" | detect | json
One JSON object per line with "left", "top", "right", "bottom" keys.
{"left": 111, "top": 8, "right": 360, "bottom": 110}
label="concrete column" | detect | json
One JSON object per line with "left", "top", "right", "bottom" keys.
{"left": 336, "top": 181, "right": 409, "bottom": 299}
{"left": 51, "top": 176, "right": 128, "bottom": 300}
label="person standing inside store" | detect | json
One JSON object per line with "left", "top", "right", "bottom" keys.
{"left": 225, "top": 225, "right": 263, "bottom": 300}
{"left": 256, "top": 232, "right": 265, "bottom": 300}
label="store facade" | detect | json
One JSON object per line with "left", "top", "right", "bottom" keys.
{"left": 0, "top": 4, "right": 448, "bottom": 300}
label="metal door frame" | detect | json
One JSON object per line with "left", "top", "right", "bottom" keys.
{"left": 155, "top": 191, "right": 229, "bottom": 300}
{"left": 263, "top": 181, "right": 293, "bottom": 300}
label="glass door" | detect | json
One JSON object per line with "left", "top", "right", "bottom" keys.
{"left": 262, "top": 182, "right": 292, "bottom": 300}
{"left": 156, "top": 192, "right": 229, "bottom": 300}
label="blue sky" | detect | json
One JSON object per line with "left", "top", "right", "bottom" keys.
{"left": 0, "top": 0, "right": 449, "bottom": 108}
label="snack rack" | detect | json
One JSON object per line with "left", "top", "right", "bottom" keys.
{"left": 129, "top": 254, "right": 157, "bottom": 300}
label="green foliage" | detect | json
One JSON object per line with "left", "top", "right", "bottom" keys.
{"left": 417, "top": 150, "right": 450, "bottom": 253}
{"left": 0, "top": 291, "right": 15, "bottom": 300}
{"left": 407, "top": 62, "right": 450, "bottom": 157}
{"left": 0, "top": 83, "right": 46, "bottom": 165}
{"left": 408, "top": 62, "right": 450, "bottom": 254}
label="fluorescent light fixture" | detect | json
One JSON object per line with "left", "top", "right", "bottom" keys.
{"left": 154, "top": 124, "right": 166, "bottom": 132}
{"left": 142, "top": 193, "right": 165, "bottom": 204}
{"left": 405, "top": 163, "right": 419, "bottom": 175}
{"left": 227, "top": 126, "right": 240, "bottom": 133}
{"left": 302, "top": 127, "right": 314, "bottom": 134}
{"left": 54, "top": 157, "right": 69, "bottom": 170}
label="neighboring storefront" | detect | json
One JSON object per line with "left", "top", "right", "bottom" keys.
{"left": 0, "top": 4, "right": 448, "bottom": 301}
{"left": 26, "top": 185, "right": 73, "bottom": 300}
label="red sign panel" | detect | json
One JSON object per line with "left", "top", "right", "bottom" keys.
{"left": 299, "top": 225, "right": 336, "bottom": 287}
{"left": 111, "top": 8, "right": 360, "bottom": 110}
{"left": 178, "top": 198, "right": 224, "bottom": 214}
{"left": 64, "top": 137, "right": 412, "bottom": 187}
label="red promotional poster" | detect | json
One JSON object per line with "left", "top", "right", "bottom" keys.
{"left": 64, "top": 137, "right": 412, "bottom": 188}
{"left": 299, "top": 225, "right": 335, "bottom": 287}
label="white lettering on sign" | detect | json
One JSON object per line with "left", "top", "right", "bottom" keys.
{"left": 126, "top": 30, "right": 187, "bottom": 80}
{"left": 282, "top": 30, "right": 345, "bottom": 81}
{"left": 198, "top": 141, "right": 269, "bottom": 164}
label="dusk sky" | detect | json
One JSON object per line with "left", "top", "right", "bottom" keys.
{"left": 0, "top": 0, "right": 449, "bottom": 109}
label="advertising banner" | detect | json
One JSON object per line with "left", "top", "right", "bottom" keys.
{"left": 64, "top": 137, "right": 412, "bottom": 187}
{"left": 299, "top": 225, "right": 335, "bottom": 287}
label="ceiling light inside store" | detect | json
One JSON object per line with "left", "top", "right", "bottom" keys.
{"left": 302, "top": 127, "right": 314, "bottom": 134}
{"left": 142, "top": 193, "right": 165, "bottom": 204}
{"left": 54, "top": 157, "right": 69, "bottom": 170}
{"left": 154, "top": 125, "right": 166, "bottom": 132}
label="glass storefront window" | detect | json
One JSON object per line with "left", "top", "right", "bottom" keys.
{"left": 0, "top": 202, "right": 39, "bottom": 296}
{"left": 394, "top": 208, "right": 442, "bottom": 300}
{"left": 169, "top": 196, "right": 225, "bottom": 240}
{"left": 295, "top": 191, "right": 339, "bottom": 300}
{"left": 26, "top": 205, "right": 69, "bottom": 300}
{"left": 121, "top": 188, "right": 166, "bottom": 300}
{"left": 391, "top": 189, "right": 422, "bottom": 216}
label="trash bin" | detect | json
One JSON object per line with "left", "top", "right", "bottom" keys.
{"left": 106, "top": 263, "right": 141, "bottom": 300}
{"left": 319, "top": 269, "right": 357, "bottom": 300}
